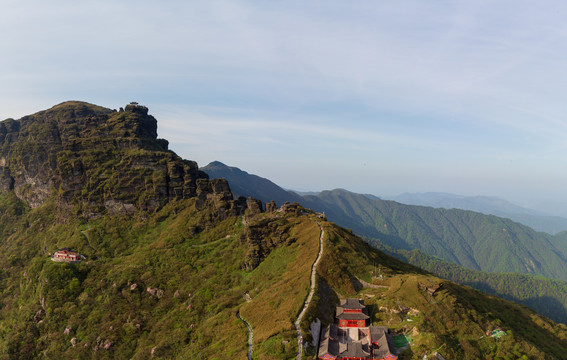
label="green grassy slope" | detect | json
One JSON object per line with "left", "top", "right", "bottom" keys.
{"left": 0, "top": 197, "right": 250, "bottom": 359}
{"left": 0, "top": 193, "right": 325, "bottom": 359}
{"left": 1, "top": 193, "right": 567, "bottom": 359}
{"left": 371, "top": 242, "right": 567, "bottom": 325}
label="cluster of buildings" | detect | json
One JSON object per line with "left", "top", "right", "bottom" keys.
{"left": 318, "top": 298, "right": 397, "bottom": 360}
{"left": 51, "top": 248, "right": 83, "bottom": 263}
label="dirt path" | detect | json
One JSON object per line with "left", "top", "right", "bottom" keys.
{"left": 81, "top": 225, "right": 96, "bottom": 252}
{"left": 295, "top": 220, "right": 324, "bottom": 360}
{"left": 188, "top": 237, "right": 228, "bottom": 249}
{"left": 237, "top": 311, "right": 254, "bottom": 360}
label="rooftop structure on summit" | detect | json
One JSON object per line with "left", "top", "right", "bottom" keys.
{"left": 124, "top": 101, "right": 149, "bottom": 115}
{"left": 318, "top": 298, "right": 397, "bottom": 360}
{"left": 370, "top": 327, "right": 397, "bottom": 359}
{"left": 336, "top": 298, "right": 370, "bottom": 328}
{"left": 340, "top": 298, "right": 366, "bottom": 310}
{"left": 51, "top": 248, "right": 83, "bottom": 263}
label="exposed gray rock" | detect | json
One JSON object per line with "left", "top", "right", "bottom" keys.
{"left": 266, "top": 200, "right": 277, "bottom": 213}
{"left": 246, "top": 197, "right": 263, "bottom": 215}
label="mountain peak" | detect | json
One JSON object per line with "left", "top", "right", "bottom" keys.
{"left": 204, "top": 160, "right": 230, "bottom": 168}
{"left": 0, "top": 102, "right": 248, "bottom": 217}
{"left": 35, "top": 101, "right": 114, "bottom": 120}
{"left": 202, "top": 161, "right": 303, "bottom": 206}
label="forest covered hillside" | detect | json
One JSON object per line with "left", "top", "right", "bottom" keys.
{"left": 385, "top": 192, "right": 567, "bottom": 235}
{"left": 373, "top": 242, "right": 567, "bottom": 325}
{"left": 301, "top": 189, "right": 567, "bottom": 280}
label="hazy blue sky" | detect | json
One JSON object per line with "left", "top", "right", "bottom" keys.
{"left": 1, "top": 1, "right": 567, "bottom": 208}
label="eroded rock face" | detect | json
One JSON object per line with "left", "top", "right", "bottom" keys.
{"left": 0, "top": 101, "right": 209, "bottom": 215}
{"left": 265, "top": 200, "right": 277, "bottom": 213}
{"left": 0, "top": 101, "right": 267, "bottom": 218}
{"left": 246, "top": 197, "right": 263, "bottom": 215}
{"left": 195, "top": 178, "right": 248, "bottom": 220}
{"left": 243, "top": 217, "right": 295, "bottom": 270}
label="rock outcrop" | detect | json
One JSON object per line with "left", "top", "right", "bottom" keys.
{"left": 0, "top": 101, "right": 259, "bottom": 217}
{"left": 195, "top": 178, "right": 247, "bottom": 220}
{"left": 265, "top": 200, "right": 277, "bottom": 213}
{"left": 243, "top": 217, "right": 295, "bottom": 270}
{"left": 246, "top": 197, "right": 263, "bottom": 215}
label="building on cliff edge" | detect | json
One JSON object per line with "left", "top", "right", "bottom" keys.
{"left": 318, "top": 298, "right": 397, "bottom": 360}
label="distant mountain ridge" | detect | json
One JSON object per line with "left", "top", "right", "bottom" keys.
{"left": 202, "top": 161, "right": 567, "bottom": 280}
{"left": 387, "top": 192, "right": 545, "bottom": 215}
{"left": 301, "top": 189, "right": 567, "bottom": 280}
{"left": 203, "top": 161, "right": 567, "bottom": 235}
{"left": 201, "top": 161, "right": 304, "bottom": 205}
{"left": 385, "top": 192, "right": 567, "bottom": 235}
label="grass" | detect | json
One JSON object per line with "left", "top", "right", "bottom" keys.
{"left": 393, "top": 334, "right": 413, "bottom": 347}
{"left": 0, "top": 198, "right": 256, "bottom": 359}
{"left": 240, "top": 217, "right": 319, "bottom": 345}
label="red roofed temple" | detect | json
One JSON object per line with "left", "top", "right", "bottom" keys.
{"left": 51, "top": 248, "right": 82, "bottom": 263}
{"left": 318, "top": 298, "right": 397, "bottom": 360}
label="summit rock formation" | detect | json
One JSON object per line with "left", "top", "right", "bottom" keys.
{"left": 0, "top": 101, "right": 239, "bottom": 217}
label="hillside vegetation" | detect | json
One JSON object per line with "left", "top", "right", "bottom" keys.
{"left": 2, "top": 192, "right": 567, "bottom": 359}
{"left": 0, "top": 190, "right": 320, "bottom": 358}
{"left": 309, "top": 224, "right": 567, "bottom": 359}
{"left": 372, "top": 242, "right": 567, "bottom": 325}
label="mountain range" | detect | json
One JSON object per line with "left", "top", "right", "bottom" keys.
{"left": 202, "top": 161, "right": 567, "bottom": 235}
{"left": 0, "top": 102, "right": 567, "bottom": 358}
{"left": 384, "top": 192, "right": 567, "bottom": 235}
{"left": 202, "top": 161, "right": 567, "bottom": 278}
{"left": 202, "top": 160, "right": 567, "bottom": 324}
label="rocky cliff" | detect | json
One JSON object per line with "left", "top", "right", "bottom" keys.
{"left": 0, "top": 101, "right": 236, "bottom": 217}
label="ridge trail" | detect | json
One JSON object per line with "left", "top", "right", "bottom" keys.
{"left": 295, "top": 220, "right": 324, "bottom": 360}
{"left": 237, "top": 311, "right": 253, "bottom": 360}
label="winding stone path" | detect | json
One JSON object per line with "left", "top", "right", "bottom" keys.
{"left": 295, "top": 220, "right": 324, "bottom": 360}
{"left": 237, "top": 311, "right": 254, "bottom": 360}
